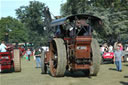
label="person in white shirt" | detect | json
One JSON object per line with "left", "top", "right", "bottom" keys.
{"left": 0, "top": 41, "right": 7, "bottom": 52}
{"left": 109, "top": 45, "right": 113, "bottom": 52}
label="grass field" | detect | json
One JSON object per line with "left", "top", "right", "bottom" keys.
{"left": 0, "top": 58, "right": 128, "bottom": 85}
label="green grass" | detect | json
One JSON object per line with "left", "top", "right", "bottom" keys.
{"left": 0, "top": 58, "right": 128, "bottom": 85}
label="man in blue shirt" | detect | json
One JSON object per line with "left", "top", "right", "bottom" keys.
{"left": 114, "top": 45, "right": 123, "bottom": 72}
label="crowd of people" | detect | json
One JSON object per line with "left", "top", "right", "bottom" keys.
{"left": 0, "top": 40, "right": 127, "bottom": 72}
{"left": 24, "top": 48, "right": 42, "bottom": 68}
{"left": 100, "top": 42, "right": 128, "bottom": 72}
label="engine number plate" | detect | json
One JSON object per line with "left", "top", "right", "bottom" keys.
{"left": 77, "top": 46, "right": 87, "bottom": 50}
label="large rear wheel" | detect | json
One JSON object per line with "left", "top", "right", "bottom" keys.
{"left": 14, "top": 49, "right": 21, "bottom": 72}
{"left": 41, "top": 51, "right": 47, "bottom": 74}
{"left": 90, "top": 38, "right": 101, "bottom": 76}
{"left": 49, "top": 38, "right": 67, "bottom": 77}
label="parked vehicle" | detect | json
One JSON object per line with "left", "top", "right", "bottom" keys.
{"left": 102, "top": 52, "right": 114, "bottom": 64}
{"left": 123, "top": 44, "right": 128, "bottom": 62}
{"left": 0, "top": 45, "right": 21, "bottom": 72}
{"left": 121, "top": 43, "right": 128, "bottom": 62}
{"left": 41, "top": 7, "right": 102, "bottom": 77}
{"left": 123, "top": 51, "right": 128, "bottom": 62}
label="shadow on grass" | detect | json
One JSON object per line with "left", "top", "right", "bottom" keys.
{"left": 41, "top": 71, "right": 91, "bottom": 78}
{"left": 109, "top": 68, "right": 117, "bottom": 71}
{"left": 123, "top": 64, "right": 128, "bottom": 67}
{"left": 102, "top": 61, "right": 114, "bottom": 64}
{"left": 0, "top": 71, "right": 13, "bottom": 74}
{"left": 124, "top": 76, "right": 128, "bottom": 78}
{"left": 120, "top": 81, "right": 128, "bottom": 85}
{"left": 0, "top": 69, "right": 14, "bottom": 74}
{"left": 64, "top": 70, "right": 91, "bottom": 78}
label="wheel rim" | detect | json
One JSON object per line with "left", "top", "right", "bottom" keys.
{"left": 14, "top": 49, "right": 21, "bottom": 72}
{"left": 50, "top": 39, "right": 59, "bottom": 76}
{"left": 90, "top": 38, "right": 101, "bottom": 76}
{"left": 41, "top": 51, "right": 47, "bottom": 74}
{"left": 49, "top": 38, "right": 67, "bottom": 77}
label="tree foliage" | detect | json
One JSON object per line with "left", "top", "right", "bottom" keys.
{"left": 0, "top": 16, "right": 28, "bottom": 43}
{"left": 16, "top": 1, "right": 47, "bottom": 46}
{"left": 16, "top": 1, "right": 45, "bottom": 34}
{"left": 61, "top": 0, "right": 128, "bottom": 44}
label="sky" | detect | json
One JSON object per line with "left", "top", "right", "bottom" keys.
{"left": 0, "top": 0, "right": 66, "bottom": 19}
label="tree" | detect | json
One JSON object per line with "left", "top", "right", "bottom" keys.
{"left": 16, "top": 1, "right": 46, "bottom": 34}
{"left": 60, "top": 0, "right": 128, "bottom": 44}
{"left": 16, "top": 1, "right": 47, "bottom": 46}
{"left": 61, "top": 0, "right": 88, "bottom": 16}
{"left": 0, "top": 16, "right": 28, "bottom": 43}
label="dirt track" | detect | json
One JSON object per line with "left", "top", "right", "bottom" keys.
{"left": 0, "top": 58, "right": 128, "bottom": 85}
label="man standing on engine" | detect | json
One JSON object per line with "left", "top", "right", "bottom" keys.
{"left": 0, "top": 41, "right": 7, "bottom": 52}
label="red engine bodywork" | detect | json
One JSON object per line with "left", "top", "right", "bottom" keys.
{"left": 0, "top": 51, "right": 14, "bottom": 72}
{"left": 73, "top": 36, "right": 91, "bottom": 70}
{"left": 64, "top": 36, "right": 92, "bottom": 71}
{"left": 0, "top": 44, "right": 16, "bottom": 72}
{"left": 47, "top": 36, "right": 92, "bottom": 71}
